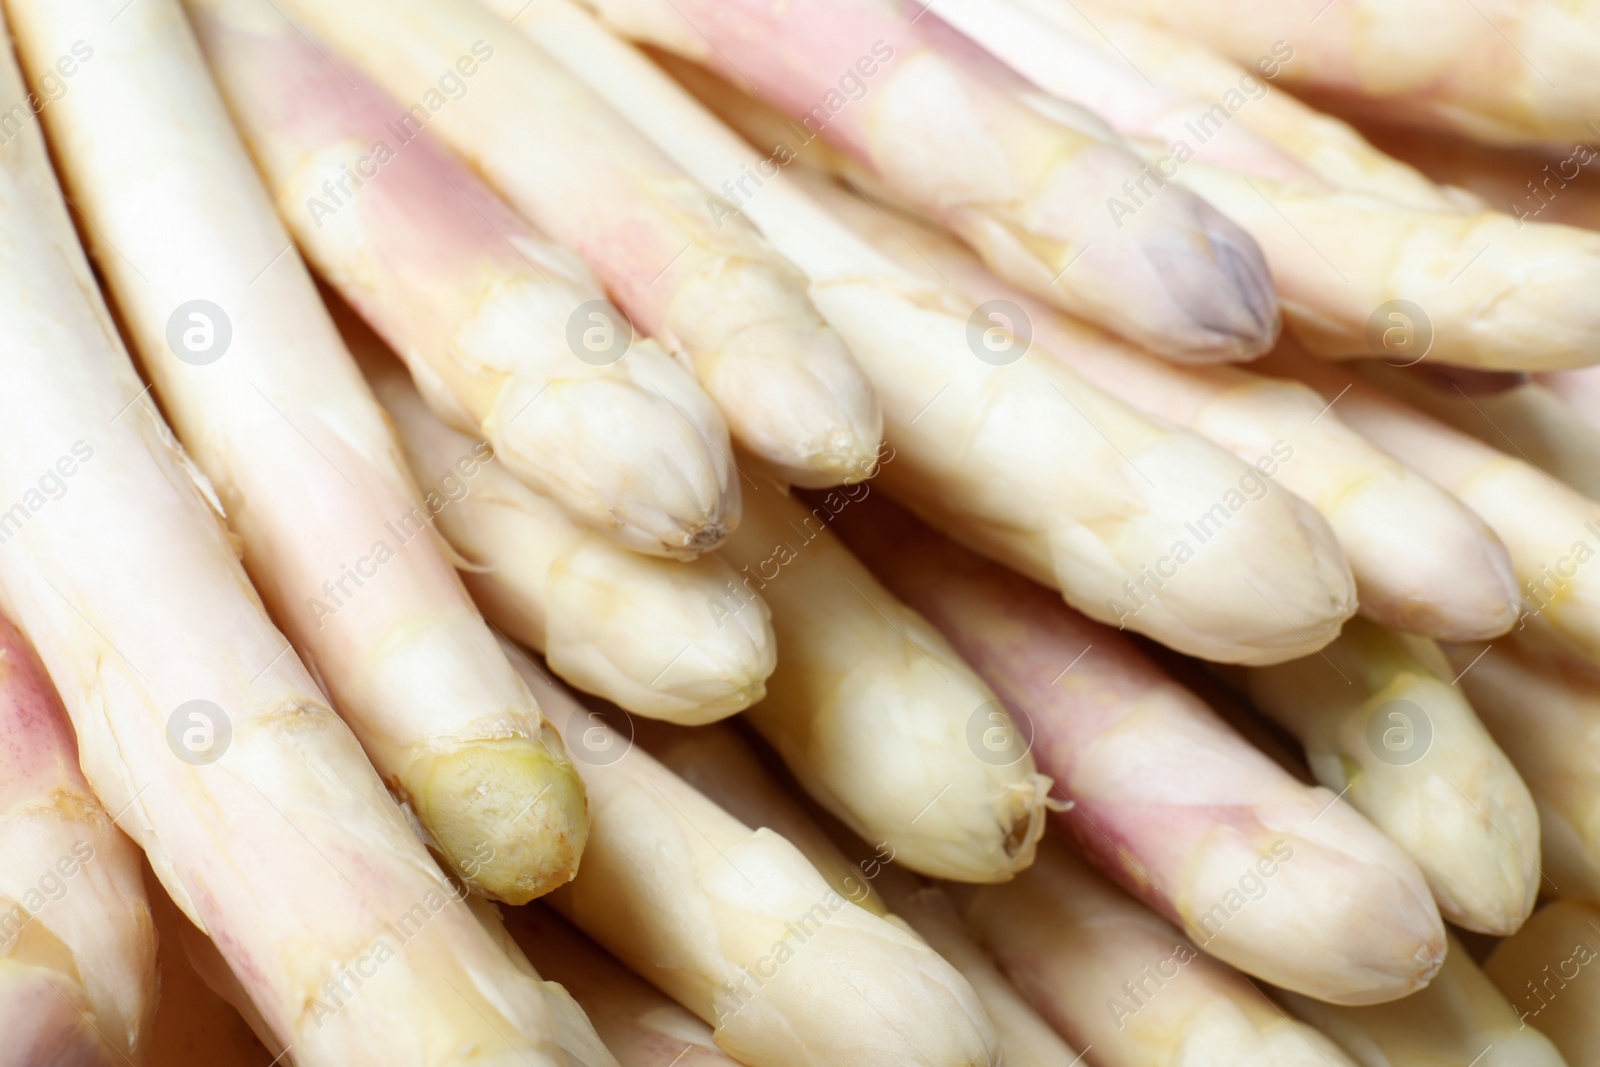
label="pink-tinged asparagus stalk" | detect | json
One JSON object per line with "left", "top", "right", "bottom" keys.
{"left": 501, "top": 645, "right": 1002, "bottom": 1067}
{"left": 354, "top": 313, "right": 777, "bottom": 724}
{"left": 1267, "top": 348, "right": 1600, "bottom": 667}
{"left": 948, "top": 0, "right": 1600, "bottom": 371}
{"left": 0, "top": 4, "right": 570, "bottom": 1060}
{"left": 1441, "top": 630, "right": 1600, "bottom": 901}
{"left": 797, "top": 167, "right": 1520, "bottom": 641}
{"left": 1485, "top": 900, "right": 1600, "bottom": 1064}
{"left": 1078, "top": 0, "right": 1600, "bottom": 147}
{"left": 0, "top": 614, "right": 157, "bottom": 1066}
{"left": 947, "top": 837, "right": 1360, "bottom": 1066}
{"left": 189, "top": 0, "right": 742, "bottom": 557}
{"left": 1281, "top": 932, "right": 1568, "bottom": 1067}
{"left": 504, "top": 905, "right": 741, "bottom": 1067}
{"left": 13, "top": 0, "right": 588, "bottom": 903}
{"left": 832, "top": 495, "right": 1447, "bottom": 1003}
{"left": 478, "top": 0, "right": 1361, "bottom": 665}
{"left": 551, "top": 0, "right": 1280, "bottom": 364}
{"left": 273, "top": 0, "right": 882, "bottom": 503}
{"left": 721, "top": 485, "right": 1050, "bottom": 882}
{"left": 1235, "top": 618, "right": 1541, "bottom": 935}
{"left": 1542, "top": 367, "right": 1600, "bottom": 437}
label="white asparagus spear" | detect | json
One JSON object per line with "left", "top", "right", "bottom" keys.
{"left": 1267, "top": 348, "right": 1600, "bottom": 666}
{"left": 719, "top": 484, "right": 1050, "bottom": 883}
{"left": 12, "top": 0, "right": 587, "bottom": 903}
{"left": 1541, "top": 366, "right": 1600, "bottom": 437}
{"left": 797, "top": 166, "right": 1521, "bottom": 641}
{"left": 948, "top": 837, "right": 1359, "bottom": 1066}
{"left": 1442, "top": 630, "right": 1600, "bottom": 902}
{"left": 1281, "top": 932, "right": 1568, "bottom": 1067}
{"left": 274, "top": 0, "right": 882, "bottom": 504}
{"left": 1485, "top": 900, "right": 1600, "bottom": 1065}
{"left": 484, "top": 0, "right": 1361, "bottom": 665}
{"left": 188, "top": 0, "right": 745, "bottom": 555}
{"left": 501, "top": 645, "right": 1002, "bottom": 1067}
{"left": 1235, "top": 618, "right": 1540, "bottom": 935}
{"left": 946, "top": 0, "right": 1600, "bottom": 371}
{"left": 0, "top": 613, "right": 157, "bottom": 1066}
{"left": 553, "top": 0, "right": 1280, "bottom": 364}
{"left": 0, "top": 5, "right": 569, "bottom": 1059}
{"left": 352, "top": 306, "right": 777, "bottom": 724}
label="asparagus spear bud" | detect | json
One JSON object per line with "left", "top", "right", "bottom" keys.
{"left": 355, "top": 310, "right": 776, "bottom": 724}
{"left": 1268, "top": 350, "right": 1600, "bottom": 665}
{"left": 0, "top": 5, "right": 570, "bottom": 1059}
{"left": 1236, "top": 618, "right": 1540, "bottom": 934}
{"left": 554, "top": 0, "right": 1279, "bottom": 363}
{"left": 1281, "top": 932, "right": 1568, "bottom": 1067}
{"left": 504, "top": 905, "right": 743, "bottom": 1067}
{"left": 834, "top": 496, "right": 1447, "bottom": 1002}
{"left": 273, "top": 0, "right": 881, "bottom": 499}
{"left": 17, "top": 0, "right": 586, "bottom": 903}
{"left": 495, "top": 0, "right": 1360, "bottom": 664}
{"left": 948, "top": 837, "right": 1360, "bottom": 1066}
{"left": 188, "top": 0, "right": 743, "bottom": 557}
{"left": 1442, "top": 630, "right": 1600, "bottom": 900}
{"left": 723, "top": 485, "right": 1049, "bottom": 882}
{"left": 0, "top": 614, "right": 157, "bottom": 1065}
{"left": 501, "top": 647, "right": 1002, "bottom": 1067}
{"left": 1485, "top": 900, "right": 1600, "bottom": 1064}
{"left": 796, "top": 166, "right": 1520, "bottom": 641}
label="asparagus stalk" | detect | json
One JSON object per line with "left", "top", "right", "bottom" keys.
{"left": 1485, "top": 900, "right": 1600, "bottom": 1065}
{"left": 354, "top": 308, "right": 777, "bottom": 725}
{"left": 503, "top": 905, "right": 742, "bottom": 1067}
{"left": 796, "top": 167, "right": 1521, "bottom": 641}
{"left": 551, "top": 0, "right": 1279, "bottom": 364}
{"left": 1442, "top": 630, "right": 1600, "bottom": 901}
{"left": 1542, "top": 367, "right": 1600, "bottom": 437}
{"left": 12, "top": 0, "right": 587, "bottom": 903}
{"left": 1075, "top": 0, "right": 1600, "bottom": 146}
{"left": 832, "top": 495, "right": 1446, "bottom": 1003}
{"left": 948, "top": 837, "right": 1360, "bottom": 1066}
{"left": 187, "top": 0, "right": 742, "bottom": 556}
{"left": 501, "top": 645, "right": 1002, "bottom": 1067}
{"left": 0, "top": 614, "right": 157, "bottom": 1065}
{"left": 1268, "top": 350, "right": 1600, "bottom": 666}
{"left": 481, "top": 0, "right": 1361, "bottom": 665}
{"left": 0, "top": 6, "right": 570, "bottom": 1059}
{"left": 1235, "top": 618, "right": 1540, "bottom": 935}
{"left": 952, "top": 0, "right": 1600, "bottom": 371}
{"left": 272, "top": 0, "right": 882, "bottom": 501}
{"left": 721, "top": 484, "right": 1049, "bottom": 882}
{"left": 1281, "top": 932, "right": 1568, "bottom": 1067}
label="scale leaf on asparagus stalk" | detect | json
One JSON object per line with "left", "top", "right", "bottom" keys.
{"left": 273, "top": 0, "right": 882, "bottom": 502}
{"left": 0, "top": 5, "right": 573, "bottom": 1059}
{"left": 832, "top": 495, "right": 1447, "bottom": 1003}
{"left": 355, "top": 315, "right": 778, "bottom": 725}
{"left": 16, "top": 0, "right": 587, "bottom": 903}
{"left": 487, "top": 0, "right": 1360, "bottom": 665}
{"left": 1235, "top": 617, "right": 1541, "bottom": 935}
{"left": 1485, "top": 900, "right": 1600, "bottom": 1066}
{"left": 0, "top": 613, "right": 157, "bottom": 1066}
{"left": 189, "top": 0, "right": 743, "bottom": 559}
{"left": 551, "top": 0, "right": 1280, "bottom": 363}
{"left": 501, "top": 646, "right": 1003, "bottom": 1067}
{"left": 798, "top": 167, "right": 1521, "bottom": 642}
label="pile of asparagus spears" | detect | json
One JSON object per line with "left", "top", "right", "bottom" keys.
{"left": 4, "top": 0, "right": 1600, "bottom": 1064}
